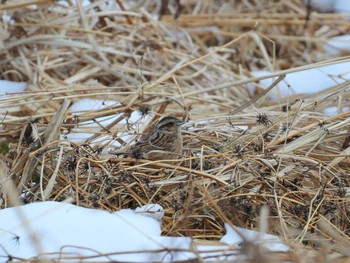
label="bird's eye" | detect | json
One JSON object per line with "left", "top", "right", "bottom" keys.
{"left": 161, "top": 122, "right": 174, "bottom": 128}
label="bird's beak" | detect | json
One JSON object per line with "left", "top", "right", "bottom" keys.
{"left": 177, "top": 120, "right": 185, "bottom": 126}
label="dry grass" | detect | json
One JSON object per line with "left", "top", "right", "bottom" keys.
{"left": 1, "top": 0, "right": 350, "bottom": 262}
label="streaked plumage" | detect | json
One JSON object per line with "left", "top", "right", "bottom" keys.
{"left": 114, "top": 116, "right": 184, "bottom": 160}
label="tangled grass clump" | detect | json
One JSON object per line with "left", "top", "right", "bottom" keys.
{"left": 1, "top": 0, "right": 350, "bottom": 261}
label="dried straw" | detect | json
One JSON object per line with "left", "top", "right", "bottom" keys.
{"left": 1, "top": 0, "right": 350, "bottom": 262}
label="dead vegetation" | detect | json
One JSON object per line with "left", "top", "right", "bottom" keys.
{"left": 1, "top": 0, "right": 350, "bottom": 262}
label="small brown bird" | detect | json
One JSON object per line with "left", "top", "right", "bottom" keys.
{"left": 114, "top": 116, "right": 184, "bottom": 161}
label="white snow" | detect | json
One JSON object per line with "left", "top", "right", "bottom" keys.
{"left": 251, "top": 61, "right": 350, "bottom": 96}
{"left": 66, "top": 98, "right": 149, "bottom": 147}
{"left": 66, "top": 98, "right": 119, "bottom": 143}
{"left": 134, "top": 204, "right": 164, "bottom": 222}
{"left": 323, "top": 106, "right": 349, "bottom": 116}
{"left": 324, "top": 35, "right": 350, "bottom": 56}
{"left": 334, "top": 0, "right": 350, "bottom": 13}
{"left": 193, "top": 223, "right": 289, "bottom": 262}
{"left": 0, "top": 80, "right": 27, "bottom": 95}
{"left": 306, "top": 0, "right": 335, "bottom": 12}
{"left": 0, "top": 202, "right": 290, "bottom": 262}
{"left": 307, "top": 0, "right": 350, "bottom": 13}
{"left": 220, "top": 224, "right": 289, "bottom": 252}
{"left": 0, "top": 201, "right": 192, "bottom": 262}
